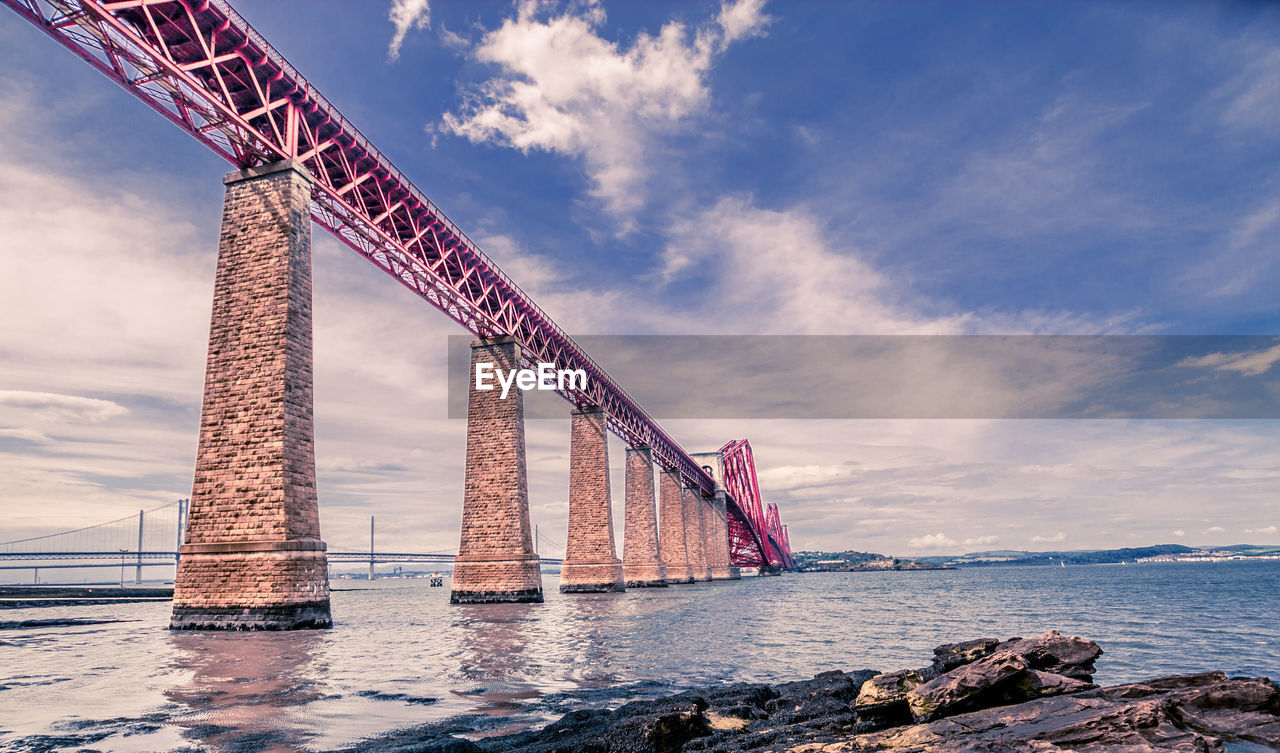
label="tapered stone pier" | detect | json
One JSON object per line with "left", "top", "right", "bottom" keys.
{"left": 171, "top": 160, "right": 331, "bottom": 630}
{"left": 658, "top": 468, "right": 695, "bottom": 583}
{"left": 684, "top": 485, "right": 711, "bottom": 581}
{"left": 691, "top": 451, "right": 740, "bottom": 580}
{"left": 622, "top": 445, "right": 666, "bottom": 587}
{"left": 560, "top": 406, "right": 625, "bottom": 593}
{"left": 707, "top": 490, "right": 739, "bottom": 579}
{"left": 451, "top": 336, "right": 543, "bottom": 603}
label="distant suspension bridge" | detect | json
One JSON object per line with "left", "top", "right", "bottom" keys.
{"left": 0, "top": 500, "right": 564, "bottom": 584}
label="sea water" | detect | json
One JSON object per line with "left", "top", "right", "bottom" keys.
{"left": 1, "top": 560, "right": 1277, "bottom": 752}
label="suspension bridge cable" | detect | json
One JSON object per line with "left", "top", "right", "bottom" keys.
{"left": 0, "top": 499, "right": 181, "bottom": 546}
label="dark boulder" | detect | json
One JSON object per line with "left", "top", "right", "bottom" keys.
{"left": 906, "top": 650, "right": 1096, "bottom": 722}
{"left": 995, "top": 629, "right": 1103, "bottom": 681}
{"left": 854, "top": 670, "right": 924, "bottom": 729}
{"left": 929, "top": 637, "right": 1000, "bottom": 676}
{"left": 767, "top": 669, "right": 878, "bottom": 731}
{"left": 852, "top": 671, "right": 1280, "bottom": 752}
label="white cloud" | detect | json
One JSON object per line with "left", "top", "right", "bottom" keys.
{"left": 1245, "top": 525, "right": 1277, "bottom": 535}
{"left": 1031, "top": 532, "right": 1067, "bottom": 543}
{"left": 0, "top": 158, "right": 211, "bottom": 401}
{"left": 1204, "top": 525, "right": 1225, "bottom": 533}
{"left": 1177, "top": 341, "right": 1280, "bottom": 377}
{"left": 663, "top": 196, "right": 968, "bottom": 335}
{"left": 441, "top": 0, "right": 770, "bottom": 226}
{"left": 1172, "top": 529, "right": 1186, "bottom": 537}
{"left": 0, "top": 391, "right": 127, "bottom": 422}
{"left": 388, "top": 0, "right": 431, "bottom": 61}
{"left": 932, "top": 94, "right": 1153, "bottom": 239}
{"left": 0, "top": 427, "right": 49, "bottom": 443}
{"left": 907, "top": 532, "right": 957, "bottom": 550}
{"left": 718, "top": 0, "right": 771, "bottom": 45}
{"left": 756, "top": 464, "right": 856, "bottom": 490}
{"left": 963, "top": 536, "right": 999, "bottom": 547}
{"left": 1213, "top": 45, "right": 1280, "bottom": 133}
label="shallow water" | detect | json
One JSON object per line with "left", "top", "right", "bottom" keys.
{"left": 2, "top": 561, "right": 1278, "bottom": 752}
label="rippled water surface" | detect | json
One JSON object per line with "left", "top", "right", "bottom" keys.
{"left": 2, "top": 561, "right": 1278, "bottom": 752}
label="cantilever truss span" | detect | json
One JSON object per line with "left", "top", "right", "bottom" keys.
{"left": 721, "top": 439, "right": 795, "bottom": 569}
{"left": 3, "top": 0, "right": 793, "bottom": 571}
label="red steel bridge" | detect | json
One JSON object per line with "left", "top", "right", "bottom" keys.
{"left": 2, "top": 0, "right": 795, "bottom": 573}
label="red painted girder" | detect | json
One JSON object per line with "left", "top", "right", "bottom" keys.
{"left": 3, "top": 0, "right": 717, "bottom": 496}
{"left": 719, "top": 439, "right": 795, "bottom": 570}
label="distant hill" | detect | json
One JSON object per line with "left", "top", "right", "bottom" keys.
{"left": 792, "top": 549, "right": 948, "bottom": 571}
{"left": 797, "top": 544, "right": 1280, "bottom": 570}
{"left": 1211, "top": 544, "right": 1280, "bottom": 555}
{"left": 914, "top": 544, "right": 1198, "bottom": 567}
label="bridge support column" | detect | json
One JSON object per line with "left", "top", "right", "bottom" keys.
{"left": 560, "top": 406, "right": 625, "bottom": 593}
{"left": 689, "top": 450, "right": 739, "bottom": 580}
{"left": 451, "top": 336, "right": 543, "bottom": 603}
{"left": 171, "top": 160, "right": 331, "bottom": 630}
{"left": 683, "top": 485, "right": 711, "bottom": 581}
{"left": 622, "top": 446, "right": 666, "bottom": 587}
{"left": 708, "top": 490, "right": 739, "bottom": 580}
{"left": 657, "top": 469, "right": 695, "bottom": 583}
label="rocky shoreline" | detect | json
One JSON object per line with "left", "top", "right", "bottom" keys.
{"left": 332, "top": 630, "right": 1280, "bottom": 753}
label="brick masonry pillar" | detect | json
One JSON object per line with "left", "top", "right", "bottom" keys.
{"left": 683, "top": 484, "right": 711, "bottom": 581}
{"left": 708, "top": 490, "right": 739, "bottom": 580}
{"left": 560, "top": 406, "right": 625, "bottom": 593}
{"left": 689, "top": 450, "right": 740, "bottom": 580}
{"left": 657, "top": 468, "right": 694, "bottom": 583}
{"left": 171, "top": 160, "right": 331, "bottom": 630}
{"left": 451, "top": 336, "right": 543, "bottom": 603}
{"left": 621, "top": 445, "right": 666, "bottom": 587}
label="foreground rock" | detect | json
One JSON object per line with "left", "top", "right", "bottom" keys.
{"left": 905, "top": 650, "right": 1096, "bottom": 723}
{"left": 330, "top": 631, "right": 1279, "bottom": 753}
{"left": 925, "top": 629, "right": 1102, "bottom": 681}
{"left": 845, "top": 672, "right": 1280, "bottom": 752}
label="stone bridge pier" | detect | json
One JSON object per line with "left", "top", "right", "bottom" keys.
{"left": 171, "top": 160, "right": 331, "bottom": 630}
{"left": 683, "top": 483, "right": 711, "bottom": 581}
{"left": 559, "top": 406, "right": 625, "bottom": 592}
{"left": 691, "top": 450, "right": 741, "bottom": 580}
{"left": 450, "top": 336, "right": 543, "bottom": 603}
{"left": 658, "top": 468, "right": 695, "bottom": 583}
{"left": 622, "top": 445, "right": 666, "bottom": 587}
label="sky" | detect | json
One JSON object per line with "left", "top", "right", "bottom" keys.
{"left": 0, "top": 0, "right": 1278, "bottom": 562}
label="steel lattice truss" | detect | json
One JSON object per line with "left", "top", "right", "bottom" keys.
{"left": 3, "top": 0, "right": 792, "bottom": 571}
{"left": 720, "top": 439, "right": 793, "bottom": 569}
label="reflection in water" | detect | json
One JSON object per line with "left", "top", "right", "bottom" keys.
{"left": 452, "top": 602, "right": 540, "bottom": 717}
{"left": 165, "top": 629, "right": 325, "bottom": 752}
{"left": 554, "top": 592, "right": 624, "bottom": 688}
{"left": 449, "top": 592, "right": 628, "bottom": 736}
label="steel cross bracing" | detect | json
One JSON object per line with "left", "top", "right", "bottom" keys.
{"left": 3, "top": 0, "right": 793, "bottom": 570}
